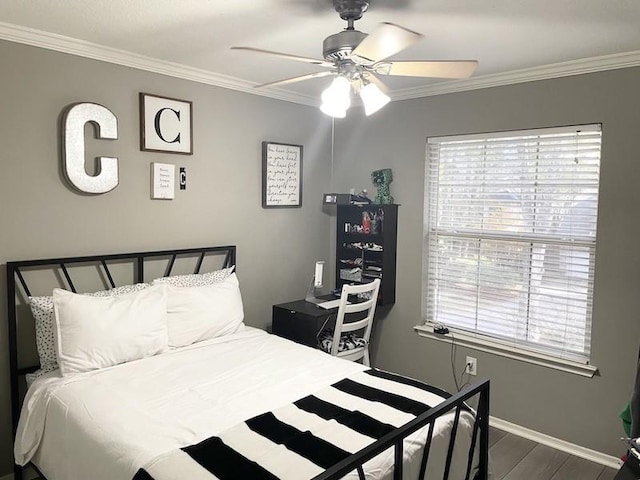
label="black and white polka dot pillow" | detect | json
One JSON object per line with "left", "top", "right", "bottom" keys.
{"left": 90, "top": 283, "right": 151, "bottom": 297}
{"left": 29, "top": 296, "right": 58, "bottom": 373}
{"left": 152, "top": 266, "right": 235, "bottom": 287}
{"left": 28, "top": 282, "right": 151, "bottom": 374}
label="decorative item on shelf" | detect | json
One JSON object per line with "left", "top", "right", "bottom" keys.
{"left": 140, "top": 93, "right": 193, "bottom": 155}
{"left": 352, "top": 189, "right": 372, "bottom": 205}
{"left": 371, "top": 210, "right": 381, "bottom": 234}
{"left": 371, "top": 168, "right": 394, "bottom": 204}
{"left": 322, "top": 191, "right": 373, "bottom": 206}
{"left": 262, "top": 141, "right": 303, "bottom": 208}
{"left": 340, "top": 267, "right": 362, "bottom": 282}
{"left": 323, "top": 193, "right": 354, "bottom": 205}
{"left": 361, "top": 211, "right": 371, "bottom": 234}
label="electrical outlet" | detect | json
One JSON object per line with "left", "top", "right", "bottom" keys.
{"left": 465, "top": 356, "right": 477, "bottom": 376}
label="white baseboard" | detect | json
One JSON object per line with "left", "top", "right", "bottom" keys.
{"left": 490, "top": 416, "right": 623, "bottom": 469}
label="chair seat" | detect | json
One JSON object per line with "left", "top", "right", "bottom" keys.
{"left": 318, "top": 329, "right": 367, "bottom": 354}
{"left": 320, "top": 279, "right": 380, "bottom": 367}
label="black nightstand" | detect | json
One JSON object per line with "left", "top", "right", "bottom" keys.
{"left": 272, "top": 299, "right": 338, "bottom": 348}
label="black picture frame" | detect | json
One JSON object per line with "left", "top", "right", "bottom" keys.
{"left": 262, "top": 141, "right": 303, "bottom": 208}
{"left": 140, "top": 93, "right": 193, "bottom": 155}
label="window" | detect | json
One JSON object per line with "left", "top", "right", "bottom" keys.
{"left": 423, "top": 125, "right": 601, "bottom": 365}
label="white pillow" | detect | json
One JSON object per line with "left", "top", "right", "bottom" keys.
{"left": 152, "top": 266, "right": 235, "bottom": 288}
{"left": 53, "top": 285, "right": 168, "bottom": 376}
{"left": 29, "top": 283, "right": 151, "bottom": 373}
{"left": 165, "top": 273, "right": 245, "bottom": 347}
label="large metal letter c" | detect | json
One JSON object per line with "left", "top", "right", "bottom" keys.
{"left": 62, "top": 103, "right": 118, "bottom": 194}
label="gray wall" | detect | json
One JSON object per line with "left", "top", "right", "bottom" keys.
{"left": 333, "top": 67, "right": 640, "bottom": 457}
{"left": 0, "top": 40, "right": 334, "bottom": 475}
{"left": 1, "top": 36, "right": 638, "bottom": 475}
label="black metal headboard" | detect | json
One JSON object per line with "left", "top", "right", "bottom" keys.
{"left": 6, "top": 245, "right": 236, "bottom": 444}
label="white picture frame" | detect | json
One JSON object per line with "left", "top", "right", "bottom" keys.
{"left": 151, "top": 163, "right": 176, "bottom": 200}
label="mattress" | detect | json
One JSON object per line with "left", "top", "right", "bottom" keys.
{"left": 15, "top": 327, "right": 476, "bottom": 480}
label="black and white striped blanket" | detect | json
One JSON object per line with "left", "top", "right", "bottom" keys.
{"left": 133, "top": 369, "right": 454, "bottom": 480}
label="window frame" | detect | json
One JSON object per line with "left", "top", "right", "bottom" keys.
{"left": 418, "top": 125, "right": 601, "bottom": 377}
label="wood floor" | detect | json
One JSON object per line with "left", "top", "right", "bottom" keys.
{"left": 489, "top": 427, "right": 619, "bottom": 480}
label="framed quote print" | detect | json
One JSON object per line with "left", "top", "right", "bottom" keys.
{"left": 140, "top": 93, "right": 193, "bottom": 154}
{"left": 262, "top": 141, "right": 303, "bottom": 208}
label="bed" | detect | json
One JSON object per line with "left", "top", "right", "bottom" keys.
{"left": 6, "top": 246, "right": 490, "bottom": 480}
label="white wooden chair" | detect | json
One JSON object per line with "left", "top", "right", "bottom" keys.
{"left": 329, "top": 279, "right": 381, "bottom": 366}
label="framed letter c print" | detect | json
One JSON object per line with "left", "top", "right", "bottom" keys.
{"left": 140, "top": 93, "right": 193, "bottom": 155}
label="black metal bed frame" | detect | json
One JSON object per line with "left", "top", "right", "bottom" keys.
{"left": 6, "top": 245, "right": 489, "bottom": 480}
{"left": 319, "top": 379, "right": 490, "bottom": 480}
{"left": 7, "top": 246, "right": 236, "bottom": 480}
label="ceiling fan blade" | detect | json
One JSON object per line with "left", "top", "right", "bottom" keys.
{"left": 380, "top": 60, "right": 478, "bottom": 79}
{"left": 231, "top": 47, "right": 334, "bottom": 68}
{"left": 351, "top": 22, "right": 422, "bottom": 64}
{"left": 365, "top": 73, "right": 390, "bottom": 94}
{"left": 255, "top": 71, "right": 335, "bottom": 89}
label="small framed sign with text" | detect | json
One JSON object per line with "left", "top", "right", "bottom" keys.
{"left": 140, "top": 93, "right": 193, "bottom": 154}
{"left": 151, "top": 163, "right": 175, "bottom": 199}
{"left": 262, "top": 141, "right": 303, "bottom": 208}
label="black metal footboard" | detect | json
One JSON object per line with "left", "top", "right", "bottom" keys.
{"left": 314, "top": 378, "right": 490, "bottom": 480}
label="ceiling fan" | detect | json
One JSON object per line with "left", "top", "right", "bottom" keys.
{"left": 231, "top": 0, "right": 478, "bottom": 117}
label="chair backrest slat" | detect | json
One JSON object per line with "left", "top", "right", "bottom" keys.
{"left": 339, "top": 318, "right": 370, "bottom": 333}
{"left": 329, "top": 279, "right": 381, "bottom": 365}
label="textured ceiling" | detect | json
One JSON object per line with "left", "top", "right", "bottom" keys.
{"left": 1, "top": 0, "right": 640, "bottom": 101}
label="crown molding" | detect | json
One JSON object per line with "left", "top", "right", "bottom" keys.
{"left": 0, "top": 21, "right": 319, "bottom": 107}
{"left": 1, "top": 21, "right": 639, "bottom": 107}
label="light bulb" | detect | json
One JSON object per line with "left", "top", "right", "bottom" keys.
{"left": 320, "top": 102, "right": 346, "bottom": 118}
{"left": 360, "top": 82, "right": 390, "bottom": 116}
{"left": 319, "top": 76, "right": 351, "bottom": 117}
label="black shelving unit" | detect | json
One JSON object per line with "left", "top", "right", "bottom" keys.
{"left": 336, "top": 204, "right": 398, "bottom": 305}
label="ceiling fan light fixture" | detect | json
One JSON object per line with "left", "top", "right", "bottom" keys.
{"left": 320, "top": 103, "right": 347, "bottom": 118}
{"left": 320, "top": 76, "right": 352, "bottom": 117}
{"left": 360, "top": 81, "right": 390, "bottom": 116}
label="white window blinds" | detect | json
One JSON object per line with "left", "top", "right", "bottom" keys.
{"left": 424, "top": 125, "right": 602, "bottom": 364}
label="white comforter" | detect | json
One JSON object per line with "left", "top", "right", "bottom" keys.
{"left": 15, "top": 328, "right": 476, "bottom": 480}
